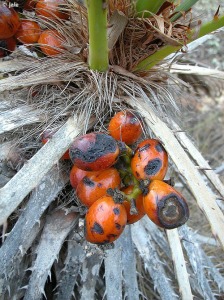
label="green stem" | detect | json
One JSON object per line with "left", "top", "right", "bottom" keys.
{"left": 118, "top": 169, "right": 128, "bottom": 178}
{"left": 134, "top": 44, "right": 180, "bottom": 71}
{"left": 170, "top": 0, "right": 200, "bottom": 22}
{"left": 119, "top": 144, "right": 133, "bottom": 165}
{"left": 134, "top": 15, "right": 224, "bottom": 71}
{"left": 86, "top": 0, "right": 108, "bottom": 71}
{"left": 124, "top": 178, "right": 141, "bottom": 202}
{"left": 123, "top": 178, "right": 141, "bottom": 214}
{"left": 197, "top": 14, "right": 224, "bottom": 37}
{"left": 136, "top": 0, "right": 166, "bottom": 16}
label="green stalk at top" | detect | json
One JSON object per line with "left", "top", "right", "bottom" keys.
{"left": 136, "top": 0, "right": 166, "bottom": 16}
{"left": 86, "top": 0, "right": 108, "bottom": 71}
{"left": 134, "top": 15, "right": 224, "bottom": 71}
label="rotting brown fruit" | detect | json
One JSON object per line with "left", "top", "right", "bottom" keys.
{"left": 143, "top": 180, "right": 189, "bottom": 229}
{"left": 69, "top": 132, "right": 120, "bottom": 171}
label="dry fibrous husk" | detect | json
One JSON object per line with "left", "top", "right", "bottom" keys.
{"left": 0, "top": 0, "right": 224, "bottom": 299}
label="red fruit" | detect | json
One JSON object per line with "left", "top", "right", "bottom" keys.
{"left": 0, "top": 6, "right": 20, "bottom": 39}
{"left": 85, "top": 196, "right": 127, "bottom": 244}
{"left": 41, "top": 130, "right": 69, "bottom": 160}
{"left": 38, "top": 29, "right": 65, "bottom": 56}
{"left": 15, "top": 20, "right": 41, "bottom": 44}
{"left": 36, "top": 0, "right": 69, "bottom": 20}
{"left": 0, "top": 37, "right": 16, "bottom": 57}
{"left": 143, "top": 180, "right": 189, "bottom": 229}
{"left": 69, "top": 165, "right": 96, "bottom": 189}
{"left": 108, "top": 110, "right": 142, "bottom": 145}
{"left": 69, "top": 132, "right": 120, "bottom": 171}
{"left": 131, "top": 139, "right": 168, "bottom": 181}
{"left": 77, "top": 168, "right": 121, "bottom": 207}
{"left": 122, "top": 185, "right": 145, "bottom": 224}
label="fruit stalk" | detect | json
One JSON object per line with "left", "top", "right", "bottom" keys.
{"left": 134, "top": 14, "right": 224, "bottom": 71}
{"left": 118, "top": 150, "right": 142, "bottom": 209}
{"left": 86, "top": 0, "right": 109, "bottom": 71}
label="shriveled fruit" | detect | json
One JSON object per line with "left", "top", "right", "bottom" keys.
{"left": 38, "top": 29, "right": 65, "bottom": 56}
{"left": 0, "top": 37, "right": 16, "bottom": 57}
{"left": 69, "top": 132, "right": 120, "bottom": 171}
{"left": 131, "top": 139, "right": 168, "bottom": 181}
{"left": 122, "top": 185, "right": 145, "bottom": 224}
{"left": 0, "top": 6, "right": 20, "bottom": 39}
{"left": 36, "top": 0, "right": 69, "bottom": 20}
{"left": 77, "top": 168, "right": 121, "bottom": 207}
{"left": 41, "top": 130, "right": 69, "bottom": 160}
{"left": 143, "top": 180, "right": 189, "bottom": 229}
{"left": 85, "top": 196, "right": 127, "bottom": 244}
{"left": 15, "top": 20, "right": 41, "bottom": 44}
{"left": 108, "top": 110, "right": 142, "bottom": 145}
{"left": 69, "top": 165, "right": 98, "bottom": 189}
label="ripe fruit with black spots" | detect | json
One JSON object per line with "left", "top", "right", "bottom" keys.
{"left": 108, "top": 110, "right": 142, "bottom": 145}
{"left": 41, "top": 130, "right": 70, "bottom": 160}
{"left": 15, "top": 20, "right": 41, "bottom": 44}
{"left": 77, "top": 168, "right": 121, "bottom": 207}
{"left": 38, "top": 29, "right": 65, "bottom": 56}
{"left": 70, "top": 165, "right": 96, "bottom": 189}
{"left": 0, "top": 6, "right": 20, "bottom": 39}
{"left": 143, "top": 180, "right": 189, "bottom": 229}
{"left": 85, "top": 196, "right": 127, "bottom": 244}
{"left": 122, "top": 185, "right": 145, "bottom": 224}
{"left": 36, "top": 0, "right": 69, "bottom": 20}
{"left": 69, "top": 132, "right": 120, "bottom": 171}
{"left": 131, "top": 139, "right": 168, "bottom": 181}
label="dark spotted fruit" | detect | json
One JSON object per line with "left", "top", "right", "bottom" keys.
{"left": 69, "top": 132, "right": 120, "bottom": 171}
{"left": 69, "top": 165, "right": 97, "bottom": 189}
{"left": 85, "top": 196, "right": 127, "bottom": 244}
{"left": 131, "top": 139, "right": 168, "bottom": 181}
{"left": 77, "top": 168, "right": 121, "bottom": 207}
{"left": 143, "top": 180, "right": 189, "bottom": 229}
